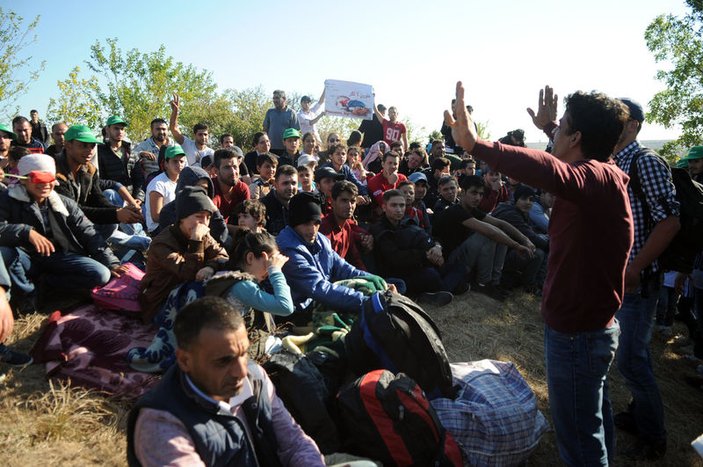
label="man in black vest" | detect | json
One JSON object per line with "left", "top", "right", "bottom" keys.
{"left": 127, "top": 297, "right": 324, "bottom": 466}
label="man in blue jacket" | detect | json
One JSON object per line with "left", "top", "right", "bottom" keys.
{"left": 277, "top": 192, "right": 390, "bottom": 322}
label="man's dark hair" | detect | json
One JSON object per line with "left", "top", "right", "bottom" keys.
{"left": 460, "top": 158, "right": 476, "bottom": 169}
{"left": 431, "top": 139, "right": 444, "bottom": 147}
{"left": 431, "top": 157, "right": 450, "bottom": 171}
{"left": 150, "top": 118, "right": 167, "bottom": 128}
{"left": 214, "top": 148, "right": 236, "bottom": 169}
{"left": 438, "top": 175, "right": 457, "bottom": 187}
{"left": 377, "top": 104, "right": 387, "bottom": 112}
{"left": 397, "top": 180, "right": 413, "bottom": 189}
{"left": 193, "top": 123, "right": 208, "bottom": 134}
{"left": 382, "top": 189, "right": 405, "bottom": 203}
{"left": 256, "top": 153, "right": 278, "bottom": 168}
{"left": 219, "top": 133, "right": 233, "bottom": 144}
{"left": 12, "top": 116, "right": 29, "bottom": 126}
{"left": 390, "top": 141, "right": 402, "bottom": 152}
{"left": 296, "top": 164, "right": 311, "bottom": 174}
{"left": 174, "top": 297, "right": 244, "bottom": 350}
{"left": 30, "top": 109, "right": 38, "bottom": 114}
{"left": 382, "top": 151, "right": 400, "bottom": 163}
{"left": 564, "top": 91, "right": 629, "bottom": 162}
{"left": 332, "top": 180, "right": 358, "bottom": 199}
{"left": 408, "top": 141, "right": 422, "bottom": 151}
{"left": 275, "top": 164, "right": 297, "bottom": 180}
{"left": 459, "top": 175, "right": 485, "bottom": 191}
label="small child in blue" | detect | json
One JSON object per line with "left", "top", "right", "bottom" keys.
{"left": 226, "top": 230, "right": 294, "bottom": 317}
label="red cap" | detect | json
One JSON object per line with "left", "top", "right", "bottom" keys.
{"left": 27, "top": 171, "right": 56, "bottom": 184}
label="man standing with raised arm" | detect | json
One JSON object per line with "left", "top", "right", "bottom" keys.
{"left": 445, "top": 82, "right": 633, "bottom": 466}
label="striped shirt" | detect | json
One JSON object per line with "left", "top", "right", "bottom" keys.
{"left": 614, "top": 141, "right": 679, "bottom": 272}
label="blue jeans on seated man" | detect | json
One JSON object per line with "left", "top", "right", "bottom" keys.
{"left": 615, "top": 274, "right": 666, "bottom": 443}
{"left": 0, "top": 246, "right": 112, "bottom": 296}
{"left": 545, "top": 322, "right": 620, "bottom": 466}
{"left": 102, "top": 188, "right": 151, "bottom": 252}
{"left": 446, "top": 233, "right": 507, "bottom": 285}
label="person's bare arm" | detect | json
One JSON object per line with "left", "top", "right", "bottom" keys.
{"left": 149, "top": 191, "right": 164, "bottom": 223}
{"left": 463, "top": 217, "right": 533, "bottom": 256}
{"left": 483, "top": 215, "right": 536, "bottom": 256}
{"left": 401, "top": 131, "right": 409, "bottom": 154}
{"left": 169, "top": 93, "right": 185, "bottom": 145}
{"left": 374, "top": 104, "right": 386, "bottom": 123}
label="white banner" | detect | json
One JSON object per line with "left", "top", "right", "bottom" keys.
{"left": 324, "top": 79, "right": 375, "bottom": 120}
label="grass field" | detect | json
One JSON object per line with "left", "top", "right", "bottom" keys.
{"left": 1, "top": 291, "right": 702, "bottom": 466}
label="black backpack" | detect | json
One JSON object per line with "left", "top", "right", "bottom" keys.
{"left": 262, "top": 350, "right": 341, "bottom": 454}
{"left": 628, "top": 148, "right": 703, "bottom": 273}
{"left": 336, "top": 369, "right": 463, "bottom": 467}
{"left": 345, "top": 290, "right": 455, "bottom": 399}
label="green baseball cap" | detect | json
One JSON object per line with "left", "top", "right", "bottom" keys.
{"left": 106, "top": 115, "right": 127, "bottom": 127}
{"left": 282, "top": 128, "right": 301, "bottom": 140}
{"left": 683, "top": 145, "right": 703, "bottom": 161}
{"left": 0, "top": 123, "right": 16, "bottom": 141}
{"left": 64, "top": 125, "right": 101, "bottom": 144}
{"left": 165, "top": 144, "right": 186, "bottom": 159}
{"left": 675, "top": 158, "right": 689, "bottom": 169}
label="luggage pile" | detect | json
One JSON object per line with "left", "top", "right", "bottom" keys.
{"left": 265, "top": 290, "right": 550, "bottom": 466}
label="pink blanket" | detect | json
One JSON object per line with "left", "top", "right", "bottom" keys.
{"left": 31, "top": 305, "right": 160, "bottom": 398}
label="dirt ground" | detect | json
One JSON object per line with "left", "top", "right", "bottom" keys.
{"left": 1, "top": 291, "right": 702, "bottom": 466}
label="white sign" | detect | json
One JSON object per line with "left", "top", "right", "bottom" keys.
{"left": 324, "top": 79, "right": 375, "bottom": 120}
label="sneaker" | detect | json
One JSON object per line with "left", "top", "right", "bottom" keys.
{"left": 452, "top": 282, "right": 471, "bottom": 296}
{"left": 0, "top": 344, "right": 33, "bottom": 367}
{"left": 417, "top": 291, "right": 454, "bottom": 307}
{"left": 473, "top": 283, "right": 509, "bottom": 301}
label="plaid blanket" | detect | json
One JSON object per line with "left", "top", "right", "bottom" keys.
{"left": 431, "top": 360, "right": 549, "bottom": 466}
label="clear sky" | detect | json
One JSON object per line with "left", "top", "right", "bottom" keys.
{"left": 7, "top": 0, "right": 689, "bottom": 143}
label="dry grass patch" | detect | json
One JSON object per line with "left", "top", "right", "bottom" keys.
{"left": 0, "top": 292, "right": 702, "bottom": 466}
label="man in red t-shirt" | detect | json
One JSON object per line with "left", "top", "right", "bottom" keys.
{"left": 319, "top": 180, "right": 371, "bottom": 270}
{"left": 367, "top": 151, "right": 407, "bottom": 212}
{"left": 374, "top": 105, "right": 408, "bottom": 153}
{"left": 211, "top": 148, "right": 250, "bottom": 224}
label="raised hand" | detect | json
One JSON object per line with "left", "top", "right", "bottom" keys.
{"left": 170, "top": 93, "right": 180, "bottom": 114}
{"left": 526, "top": 85, "right": 558, "bottom": 130}
{"left": 444, "top": 81, "right": 477, "bottom": 153}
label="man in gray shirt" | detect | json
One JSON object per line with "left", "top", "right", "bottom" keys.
{"left": 263, "top": 90, "right": 299, "bottom": 156}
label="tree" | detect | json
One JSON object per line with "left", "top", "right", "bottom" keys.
{"left": 645, "top": 0, "right": 703, "bottom": 160}
{"left": 46, "top": 67, "right": 102, "bottom": 129}
{"left": 85, "top": 38, "right": 220, "bottom": 141}
{"left": 0, "top": 9, "right": 45, "bottom": 117}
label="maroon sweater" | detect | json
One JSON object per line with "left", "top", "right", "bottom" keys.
{"left": 472, "top": 140, "right": 633, "bottom": 333}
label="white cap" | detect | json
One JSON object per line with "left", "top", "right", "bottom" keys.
{"left": 17, "top": 154, "right": 56, "bottom": 176}
{"left": 297, "top": 154, "right": 319, "bottom": 167}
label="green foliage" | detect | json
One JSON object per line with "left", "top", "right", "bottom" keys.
{"left": 0, "top": 9, "right": 45, "bottom": 118}
{"left": 85, "top": 38, "right": 219, "bottom": 141}
{"left": 46, "top": 67, "right": 102, "bottom": 129}
{"left": 218, "top": 87, "right": 270, "bottom": 149}
{"left": 645, "top": 2, "right": 703, "bottom": 153}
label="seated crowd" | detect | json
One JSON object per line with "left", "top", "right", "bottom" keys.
{"left": 0, "top": 85, "right": 700, "bottom": 466}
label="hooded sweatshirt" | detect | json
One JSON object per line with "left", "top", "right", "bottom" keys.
{"left": 155, "top": 166, "right": 228, "bottom": 245}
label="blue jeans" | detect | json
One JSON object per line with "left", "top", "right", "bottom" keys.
{"left": 545, "top": 322, "right": 620, "bottom": 466}
{"left": 615, "top": 277, "right": 666, "bottom": 442}
{"left": 0, "top": 247, "right": 111, "bottom": 295}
